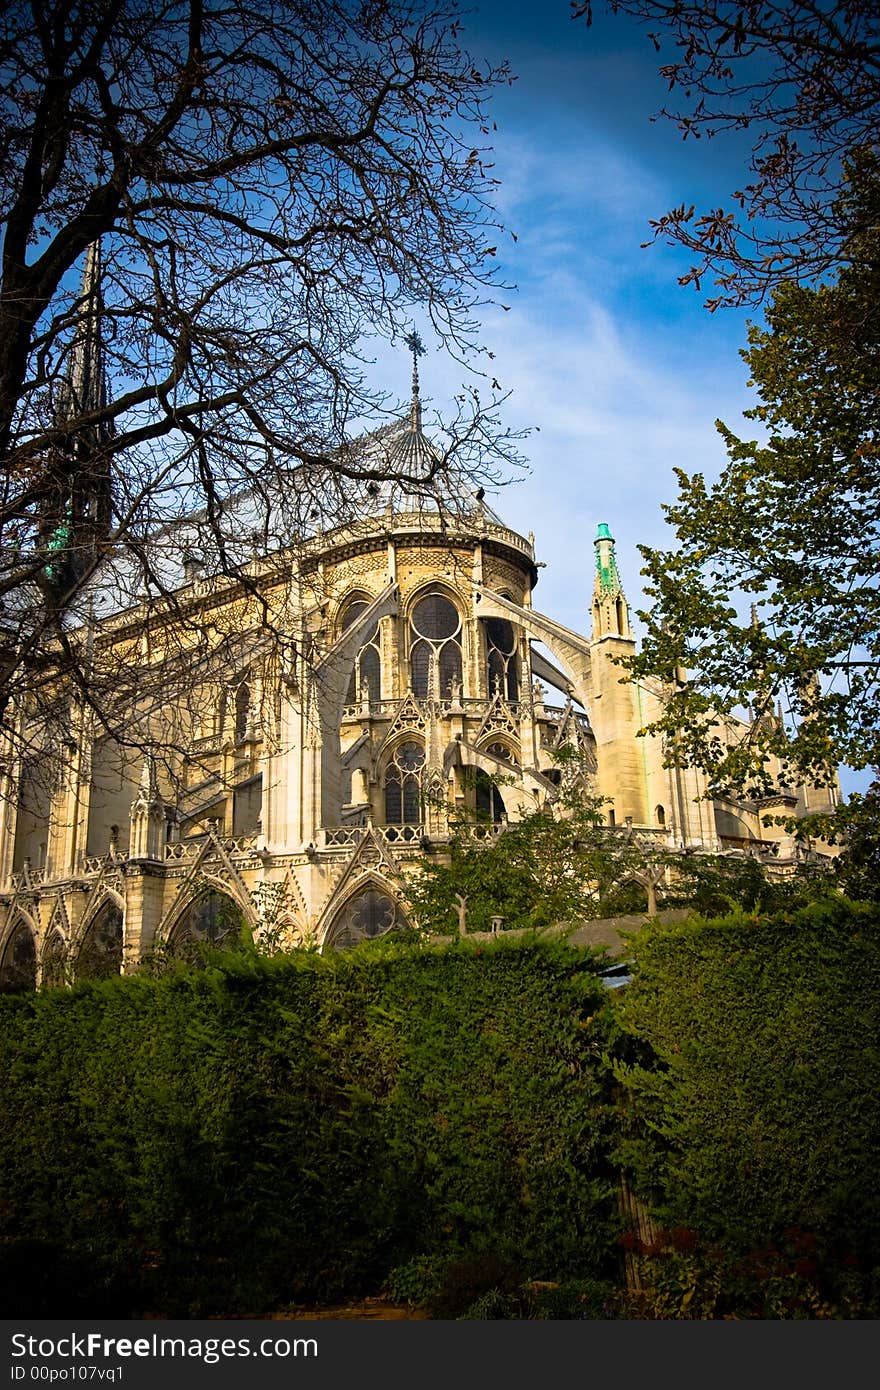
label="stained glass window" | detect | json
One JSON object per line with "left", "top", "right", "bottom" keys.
{"left": 410, "top": 593, "right": 462, "bottom": 699}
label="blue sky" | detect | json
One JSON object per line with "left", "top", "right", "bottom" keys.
{"left": 371, "top": 2, "right": 870, "bottom": 799}
{"left": 376, "top": 0, "right": 760, "bottom": 636}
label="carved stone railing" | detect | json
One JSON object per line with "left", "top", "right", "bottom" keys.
{"left": 320, "top": 509, "right": 535, "bottom": 564}
{"left": 452, "top": 821, "right": 507, "bottom": 842}
{"left": 323, "top": 826, "right": 363, "bottom": 848}
{"left": 164, "top": 833, "right": 259, "bottom": 862}
{"left": 323, "top": 823, "right": 426, "bottom": 849}
{"left": 82, "top": 852, "right": 129, "bottom": 875}
{"left": 342, "top": 695, "right": 526, "bottom": 722}
{"left": 5, "top": 864, "right": 45, "bottom": 894}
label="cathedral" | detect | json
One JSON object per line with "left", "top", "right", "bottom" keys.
{"left": 0, "top": 262, "right": 837, "bottom": 990}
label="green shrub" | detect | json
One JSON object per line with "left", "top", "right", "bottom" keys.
{"left": 614, "top": 1226, "right": 878, "bottom": 1319}
{"left": 613, "top": 898, "right": 880, "bottom": 1282}
{"left": 426, "top": 1252, "right": 526, "bottom": 1320}
{"left": 0, "top": 938, "right": 617, "bottom": 1316}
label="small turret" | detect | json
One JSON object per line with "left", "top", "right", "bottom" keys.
{"left": 129, "top": 758, "right": 166, "bottom": 861}
{"left": 591, "top": 522, "right": 631, "bottom": 638}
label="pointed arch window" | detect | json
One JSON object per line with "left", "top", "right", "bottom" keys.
{"left": 324, "top": 887, "right": 410, "bottom": 951}
{"left": 234, "top": 681, "right": 251, "bottom": 742}
{"left": 474, "top": 743, "right": 518, "bottom": 823}
{"left": 484, "top": 617, "right": 519, "bottom": 700}
{"left": 75, "top": 902, "right": 123, "bottom": 982}
{"left": 169, "top": 889, "right": 243, "bottom": 960}
{"left": 215, "top": 688, "right": 228, "bottom": 741}
{"left": 410, "top": 592, "right": 462, "bottom": 699}
{"left": 384, "top": 740, "right": 425, "bottom": 826}
{"left": 0, "top": 921, "right": 37, "bottom": 993}
{"left": 340, "top": 598, "right": 381, "bottom": 705}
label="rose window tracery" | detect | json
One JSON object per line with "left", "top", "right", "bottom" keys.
{"left": 325, "top": 887, "right": 409, "bottom": 950}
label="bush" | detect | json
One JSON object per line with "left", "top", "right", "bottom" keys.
{"left": 427, "top": 1252, "right": 526, "bottom": 1320}
{"left": 0, "top": 938, "right": 617, "bottom": 1316}
{"left": 614, "top": 1226, "right": 878, "bottom": 1319}
{"left": 613, "top": 898, "right": 880, "bottom": 1285}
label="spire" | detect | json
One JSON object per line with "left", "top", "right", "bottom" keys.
{"left": 59, "top": 242, "right": 110, "bottom": 431}
{"left": 43, "top": 242, "right": 114, "bottom": 588}
{"left": 404, "top": 328, "right": 425, "bottom": 432}
{"left": 129, "top": 756, "right": 166, "bottom": 860}
{"left": 591, "top": 522, "right": 631, "bottom": 639}
{"left": 386, "top": 330, "right": 437, "bottom": 476}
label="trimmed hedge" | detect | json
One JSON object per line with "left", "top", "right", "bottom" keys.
{"left": 614, "top": 897, "right": 880, "bottom": 1277}
{"left": 4, "top": 899, "right": 878, "bottom": 1318}
{"left": 0, "top": 938, "right": 615, "bottom": 1316}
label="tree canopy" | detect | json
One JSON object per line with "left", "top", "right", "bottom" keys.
{"left": 577, "top": 1, "right": 880, "bottom": 307}
{"left": 0, "top": 0, "right": 517, "bottom": 751}
{"left": 407, "top": 794, "right": 652, "bottom": 936}
{"left": 629, "top": 153, "right": 880, "bottom": 803}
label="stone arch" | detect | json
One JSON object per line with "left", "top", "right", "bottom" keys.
{"left": 474, "top": 588, "right": 593, "bottom": 713}
{"left": 482, "top": 612, "right": 520, "bottom": 702}
{"left": 0, "top": 916, "right": 37, "bottom": 993}
{"left": 613, "top": 869, "right": 663, "bottom": 917}
{"left": 74, "top": 896, "right": 124, "bottom": 982}
{"left": 336, "top": 590, "right": 382, "bottom": 704}
{"left": 473, "top": 738, "right": 519, "bottom": 823}
{"left": 319, "top": 875, "right": 412, "bottom": 952}
{"left": 456, "top": 742, "right": 548, "bottom": 821}
{"left": 405, "top": 576, "right": 467, "bottom": 614}
{"left": 333, "top": 588, "right": 373, "bottom": 638}
{"left": 252, "top": 871, "right": 311, "bottom": 950}
{"left": 163, "top": 879, "right": 252, "bottom": 958}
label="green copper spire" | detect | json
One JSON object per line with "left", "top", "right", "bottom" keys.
{"left": 594, "top": 522, "right": 622, "bottom": 596}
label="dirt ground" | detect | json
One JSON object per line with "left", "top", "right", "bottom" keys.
{"left": 272, "top": 1297, "right": 428, "bottom": 1320}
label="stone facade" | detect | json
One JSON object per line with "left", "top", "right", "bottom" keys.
{"left": 0, "top": 476, "right": 838, "bottom": 989}
{"left": 0, "top": 288, "right": 838, "bottom": 987}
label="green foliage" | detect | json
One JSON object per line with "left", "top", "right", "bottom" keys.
{"left": 386, "top": 1252, "right": 613, "bottom": 1320}
{"left": 615, "top": 1226, "right": 877, "bottom": 1321}
{"left": 662, "top": 852, "right": 834, "bottom": 918}
{"left": 612, "top": 898, "right": 880, "bottom": 1282}
{"left": 828, "top": 780, "right": 880, "bottom": 903}
{"left": 631, "top": 152, "right": 880, "bottom": 799}
{"left": 407, "top": 791, "right": 647, "bottom": 935}
{"left": 0, "top": 938, "right": 616, "bottom": 1317}
{"left": 426, "top": 1252, "right": 526, "bottom": 1320}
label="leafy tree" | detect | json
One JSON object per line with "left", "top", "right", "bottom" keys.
{"left": 829, "top": 780, "right": 880, "bottom": 903}
{"left": 662, "top": 849, "right": 832, "bottom": 918}
{"left": 629, "top": 153, "right": 880, "bottom": 802}
{"left": 0, "top": 0, "right": 518, "bottom": 753}
{"left": 407, "top": 784, "right": 650, "bottom": 935}
{"left": 576, "top": 1, "right": 880, "bottom": 308}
